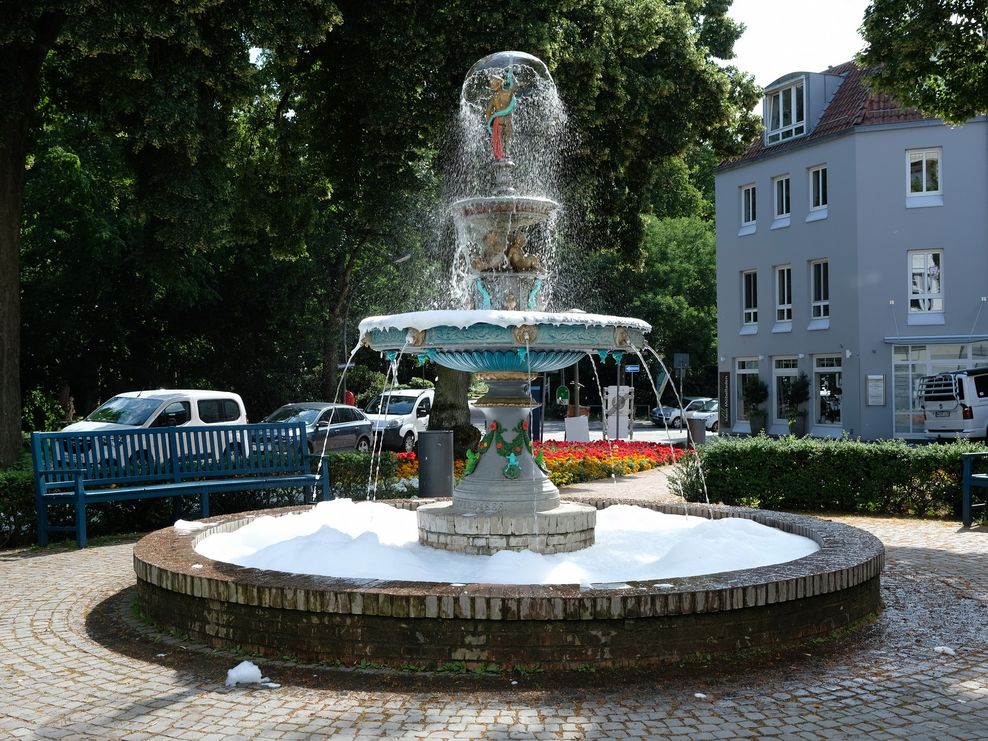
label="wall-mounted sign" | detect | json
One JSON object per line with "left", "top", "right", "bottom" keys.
{"left": 867, "top": 375, "right": 885, "bottom": 406}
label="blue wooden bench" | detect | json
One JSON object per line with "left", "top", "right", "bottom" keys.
{"left": 32, "top": 422, "right": 331, "bottom": 547}
{"left": 960, "top": 452, "right": 988, "bottom": 527}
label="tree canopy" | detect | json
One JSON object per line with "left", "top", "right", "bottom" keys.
{"left": 3, "top": 0, "right": 757, "bottom": 461}
{"left": 858, "top": 0, "right": 988, "bottom": 123}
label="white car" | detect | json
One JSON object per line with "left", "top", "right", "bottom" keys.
{"left": 64, "top": 389, "right": 247, "bottom": 432}
{"left": 56, "top": 390, "right": 249, "bottom": 468}
{"left": 365, "top": 389, "right": 434, "bottom": 452}
{"left": 689, "top": 399, "right": 721, "bottom": 432}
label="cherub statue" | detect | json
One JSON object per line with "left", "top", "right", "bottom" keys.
{"left": 505, "top": 231, "right": 540, "bottom": 272}
{"left": 472, "top": 230, "right": 506, "bottom": 271}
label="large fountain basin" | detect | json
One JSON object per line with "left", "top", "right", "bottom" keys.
{"left": 134, "top": 500, "right": 884, "bottom": 671}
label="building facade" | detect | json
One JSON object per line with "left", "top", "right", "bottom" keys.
{"left": 715, "top": 62, "right": 988, "bottom": 440}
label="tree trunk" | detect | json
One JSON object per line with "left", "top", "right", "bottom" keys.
{"left": 0, "top": 13, "right": 64, "bottom": 465}
{"left": 429, "top": 365, "right": 480, "bottom": 459}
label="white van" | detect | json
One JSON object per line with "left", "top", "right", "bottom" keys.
{"left": 919, "top": 368, "right": 988, "bottom": 439}
{"left": 63, "top": 389, "right": 247, "bottom": 432}
{"left": 365, "top": 389, "right": 433, "bottom": 452}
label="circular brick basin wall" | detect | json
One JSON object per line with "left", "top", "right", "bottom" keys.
{"left": 133, "top": 500, "right": 884, "bottom": 671}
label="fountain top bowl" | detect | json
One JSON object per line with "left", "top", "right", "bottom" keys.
{"left": 461, "top": 51, "right": 554, "bottom": 107}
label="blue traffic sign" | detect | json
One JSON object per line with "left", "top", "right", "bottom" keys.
{"left": 625, "top": 364, "right": 640, "bottom": 373}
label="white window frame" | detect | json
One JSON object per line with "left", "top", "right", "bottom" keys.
{"left": 775, "top": 265, "right": 792, "bottom": 323}
{"left": 736, "top": 358, "right": 760, "bottom": 422}
{"left": 908, "top": 249, "right": 943, "bottom": 314}
{"left": 740, "top": 184, "right": 757, "bottom": 235}
{"left": 808, "top": 165, "right": 828, "bottom": 221}
{"left": 772, "top": 175, "right": 791, "bottom": 229}
{"left": 906, "top": 148, "right": 943, "bottom": 208}
{"left": 813, "top": 355, "right": 843, "bottom": 427}
{"left": 810, "top": 259, "right": 830, "bottom": 324}
{"left": 765, "top": 79, "right": 806, "bottom": 145}
{"left": 742, "top": 270, "right": 758, "bottom": 327}
{"left": 773, "top": 357, "right": 799, "bottom": 425}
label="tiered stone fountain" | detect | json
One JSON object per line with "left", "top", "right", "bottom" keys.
{"left": 360, "top": 50, "right": 649, "bottom": 555}
{"left": 133, "top": 52, "right": 884, "bottom": 672}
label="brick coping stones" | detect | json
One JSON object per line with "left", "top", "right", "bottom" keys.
{"left": 133, "top": 500, "right": 885, "bottom": 670}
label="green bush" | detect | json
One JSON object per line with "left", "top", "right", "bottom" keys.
{"left": 403, "top": 376, "right": 435, "bottom": 390}
{"left": 22, "top": 388, "right": 65, "bottom": 433}
{"left": 0, "top": 459, "right": 35, "bottom": 548}
{"left": 670, "top": 434, "right": 987, "bottom": 517}
{"left": 325, "top": 451, "right": 404, "bottom": 500}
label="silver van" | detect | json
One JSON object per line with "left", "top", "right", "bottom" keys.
{"left": 919, "top": 368, "right": 988, "bottom": 439}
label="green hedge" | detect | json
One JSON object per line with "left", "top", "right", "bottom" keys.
{"left": 0, "top": 451, "right": 408, "bottom": 548}
{"left": 0, "top": 460, "right": 35, "bottom": 548}
{"left": 669, "top": 435, "right": 987, "bottom": 517}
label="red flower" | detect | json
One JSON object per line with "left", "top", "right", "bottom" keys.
{"left": 521, "top": 420, "right": 529, "bottom": 430}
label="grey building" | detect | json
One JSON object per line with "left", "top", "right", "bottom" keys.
{"left": 715, "top": 62, "right": 988, "bottom": 440}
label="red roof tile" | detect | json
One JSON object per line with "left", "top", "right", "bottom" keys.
{"left": 722, "top": 61, "right": 927, "bottom": 168}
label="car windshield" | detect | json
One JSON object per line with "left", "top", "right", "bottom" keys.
{"left": 86, "top": 396, "right": 162, "bottom": 426}
{"left": 701, "top": 399, "right": 718, "bottom": 412}
{"left": 365, "top": 395, "right": 416, "bottom": 415}
{"left": 264, "top": 406, "right": 321, "bottom": 425}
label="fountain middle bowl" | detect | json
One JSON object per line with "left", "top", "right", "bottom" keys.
{"left": 359, "top": 309, "right": 651, "bottom": 373}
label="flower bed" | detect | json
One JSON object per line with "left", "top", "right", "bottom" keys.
{"left": 395, "top": 441, "right": 686, "bottom": 489}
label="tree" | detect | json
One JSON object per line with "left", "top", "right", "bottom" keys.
{"left": 625, "top": 216, "right": 718, "bottom": 394}
{"left": 858, "top": 0, "right": 988, "bottom": 123}
{"left": 2, "top": 1, "right": 342, "bottom": 463}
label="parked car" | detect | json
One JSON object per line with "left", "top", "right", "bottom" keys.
{"left": 691, "top": 399, "right": 721, "bottom": 432}
{"left": 365, "top": 389, "right": 434, "bottom": 452}
{"left": 63, "top": 389, "right": 247, "bottom": 432}
{"left": 56, "top": 389, "right": 248, "bottom": 467}
{"left": 920, "top": 367, "right": 988, "bottom": 440}
{"left": 263, "top": 402, "right": 373, "bottom": 453}
{"left": 649, "top": 396, "right": 713, "bottom": 429}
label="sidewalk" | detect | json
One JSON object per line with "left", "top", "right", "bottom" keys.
{"left": 1, "top": 479, "right": 986, "bottom": 738}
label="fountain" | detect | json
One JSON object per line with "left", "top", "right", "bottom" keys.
{"left": 359, "top": 50, "right": 649, "bottom": 555}
{"left": 133, "top": 52, "right": 884, "bottom": 671}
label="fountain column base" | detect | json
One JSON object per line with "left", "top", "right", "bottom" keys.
{"left": 416, "top": 371, "right": 596, "bottom": 554}
{"left": 417, "top": 500, "right": 595, "bottom": 555}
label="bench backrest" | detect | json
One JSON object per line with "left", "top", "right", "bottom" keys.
{"left": 31, "top": 422, "right": 311, "bottom": 491}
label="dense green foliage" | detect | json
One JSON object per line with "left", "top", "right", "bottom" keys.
{"left": 670, "top": 435, "right": 987, "bottom": 517}
{"left": 858, "top": 0, "right": 988, "bottom": 123}
{"left": 4, "top": 0, "right": 759, "bottom": 460}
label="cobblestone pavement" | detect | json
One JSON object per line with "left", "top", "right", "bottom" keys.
{"left": 2, "top": 470, "right": 987, "bottom": 740}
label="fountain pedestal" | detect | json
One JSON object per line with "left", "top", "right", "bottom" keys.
{"left": 416, "top": 372, "right": 596, "bottom": 555}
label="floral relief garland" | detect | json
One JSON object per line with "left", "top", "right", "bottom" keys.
{"left": 463, "top": 419, "right": 549, "bottom": 479}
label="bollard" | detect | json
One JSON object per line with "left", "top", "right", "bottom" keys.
{"left": 418, "top": 430, "right": 454, "bottom": 499}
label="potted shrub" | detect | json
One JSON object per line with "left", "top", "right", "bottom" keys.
{"left": 785, "top": 372, "right": 811, "bottom": 436}
{"left": 744, "top": 378, "right": 769, "bottom": 435}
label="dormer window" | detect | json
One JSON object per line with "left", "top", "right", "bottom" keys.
{"left": 765, "top": 79, "right": 805, "bottom": 144}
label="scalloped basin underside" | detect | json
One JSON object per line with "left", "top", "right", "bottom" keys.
{"left": 134, "top": 499, "right": 885, "bottom": 671}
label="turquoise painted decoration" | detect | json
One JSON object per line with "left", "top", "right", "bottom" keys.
{"left": 386, "top": 351, "right": 398, "bottom": 362}
{"left": 517, "top": 347, "right": 528, "bottom": 362}
{"left": 527, "top": 279, "right": 543, "bottom": 309}
{"left": 612, "top": 351, "right": 624, "bottom": 363}
{"left": 475, "top": 279, "right": 493, "bottom": 309}
{"left": 596, "top": 349, "right": 609, "bottom": 362}
{"left": 427, "top": 348, "right": 437, "bottom": 362}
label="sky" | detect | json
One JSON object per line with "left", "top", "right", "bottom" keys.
{"left": 727, "top": 0, "right": 872, "bottom": 87}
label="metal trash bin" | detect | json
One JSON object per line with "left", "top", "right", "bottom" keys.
{"left": 418, "top": 430, "right": 453, "bottom": 499}
{"left": 687, "top": 417, "right": 706, "bottom": 447}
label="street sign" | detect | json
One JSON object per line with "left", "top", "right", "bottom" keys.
{"left": 625, "top": 364, "right": 640, "bottom": 373}
{"left": 673, "top": 353, "right": 690, "bottom": 370}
